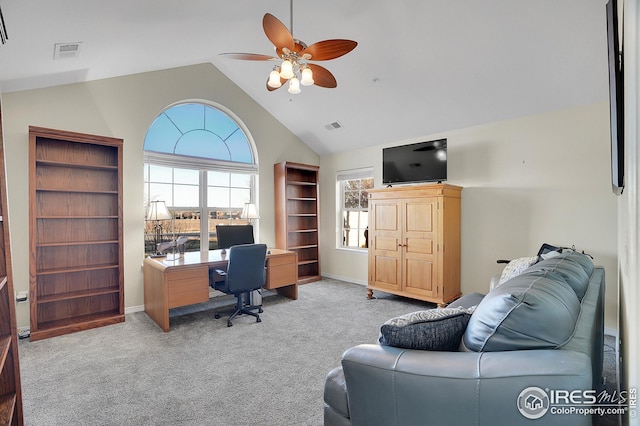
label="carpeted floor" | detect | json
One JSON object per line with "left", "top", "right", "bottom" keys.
{"left": 18, "top": 279, "right": 619, "bottom": 425}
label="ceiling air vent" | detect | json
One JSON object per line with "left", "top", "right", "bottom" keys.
{"left": 324, "top": 121, "right": 343, "bottom": 131}
{"left": 53, "top": 42, "right": 82, "bottom": 59}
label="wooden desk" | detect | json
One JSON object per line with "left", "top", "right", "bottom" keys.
{"left": 143, "top": 249, "right": 298, "bottom": 331}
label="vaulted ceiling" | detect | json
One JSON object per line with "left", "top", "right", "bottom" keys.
{"left": 0, "top": 0, "right": 609, "bottom": 155}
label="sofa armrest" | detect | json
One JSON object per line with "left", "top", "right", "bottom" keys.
{"left": 341, "top": 344, "right": 593, "bottom": 426}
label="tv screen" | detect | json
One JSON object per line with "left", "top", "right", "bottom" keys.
{"left": 383, "top": 139, "right": 447, "bottom": 185}
{"left": 215, "top": 225, "right": 255, "bottom": 250}
{"left": 606, "top": 0, "right": 624, "bottom": 195}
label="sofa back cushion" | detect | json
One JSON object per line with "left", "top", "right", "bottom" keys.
{"left": 523, "top": 252, "right": 593, "bottom": 299}
{"left": 463, "top": 270, "right": 580, "bottom": 352}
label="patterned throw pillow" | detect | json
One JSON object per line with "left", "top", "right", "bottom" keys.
{"left": 379, "top": 306, "right": 476, "bottom": 351}
{"left": 497, "top": 256, "right": 538, "bottom": 286}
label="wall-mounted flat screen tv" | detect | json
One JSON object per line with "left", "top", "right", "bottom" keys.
{"left": 382, "top": 139, "right": 447, "bottom": 185}
{"left": 606, "top": 0, "right": 624, "bottom": 195}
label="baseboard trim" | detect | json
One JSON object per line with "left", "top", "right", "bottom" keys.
{"left": 321, "top": 273, "right": 367, "bottom": 286}
{"left": 125, "top": 305, "right": 145, "bottom": 314}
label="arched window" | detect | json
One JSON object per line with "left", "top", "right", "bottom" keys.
{"left": 143, "top": 101, "right": 258, "bottom": 254}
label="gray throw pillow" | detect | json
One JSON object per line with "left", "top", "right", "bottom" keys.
{"left": 379, "top": 307, "right": 475, "bottom": 351}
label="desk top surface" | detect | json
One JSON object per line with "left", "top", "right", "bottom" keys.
{"left": 144, "top": 248, "right": 293, "bottom": 270}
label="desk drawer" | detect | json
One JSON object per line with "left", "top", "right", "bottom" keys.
{"left": 167, "top": 266, "right": 209, "bottom": 308}
{"left": 266, "top": 254, "right": 297, "bottom": 289}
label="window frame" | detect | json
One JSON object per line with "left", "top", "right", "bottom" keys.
{"left": 336, "top": 168, "right": 374, "bottom": 252}
{"left": 143, "top": 100, "right": 259, "bottom": 255}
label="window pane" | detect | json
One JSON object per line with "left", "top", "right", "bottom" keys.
{"left": 359, "top": 191, "right": 369, "bottom": 209}
{"left": 208, "top": 171, "right": 229, "bottom": 186}
{"left": 145, "top": 103, "right": 253, "bottom": 163}
{"left": 173, "top": 184, "right": 199, "bottom": 206}
{"left": 362, "top": 178, "right": 374, "bottom": 190}
{"left": 230, "top": 187, "right": 251, "bottom": 208}
{"left": 344, "top": 191, "right": 359, "bottom": 209}
{"left": 343, "top": 211, "right": 359, "bottom": 228}
{"left": 174, "top": 168, "right": 199, "bottom": 185}
{"left": 208, "top": 187, "right": 230, "bottom": 208}
{"left": 149, "top": 164, "right": 173, "bottom": 183}
{"left": 360, "top": 211, "right": 369, "bottom": 228}
{"left": 344, "top": 180, "right": 359, "bottom": 190}
{"left": 343, "top": 229, "right": 360, "bottom": 248}
{"left": 148, "top": 183, "right": 172, "bottom": 205}
{"left": 173, "top": 210, "right": 201, "bottom": 252}
{"left": 230, "top": 173, "right": 251, "bottom": 188}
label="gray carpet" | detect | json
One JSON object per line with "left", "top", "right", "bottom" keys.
{"left": 18, "top": 279, "right": 619, "bottom": 426}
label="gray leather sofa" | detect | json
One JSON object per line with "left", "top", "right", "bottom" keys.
{"left": 324, "top": 252, "right": 605, "bottom": 426}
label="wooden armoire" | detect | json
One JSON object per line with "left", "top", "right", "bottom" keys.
{"left": 367, "top": 184, "right": 462, "bottom": 306}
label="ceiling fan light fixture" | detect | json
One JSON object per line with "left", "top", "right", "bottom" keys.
{"left": 288, "top": 77, "right": 301, "bottom": 94}
{"left": 280, "top": 59, "right": 295, "bottom": 79}
{"left": 268, "top": 69, "right": 283, "bottom": 88}
{"left": 300, "top": 67, "right": 314, "bottom": 86}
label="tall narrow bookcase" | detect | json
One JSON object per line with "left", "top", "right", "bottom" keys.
{"left": 29, "top": 126, "right": 124, "bottom": 341}
{"left": 0, "top": 100, "right": 23, "bottom": 425}
{"left": 274, "top": 161, "right": 320, "bottom": 284}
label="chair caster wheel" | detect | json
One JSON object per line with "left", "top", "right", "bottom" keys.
{"left": 258, "top": 308, "right": 263, "bottom": 313}
{"left": 227, "top": 321, "right": 233, "bottom": 327}
{"left": 256, "top": 317, "right": 261, "bottom": 323}
{"left": 215, "top": 313, "right": 221, "bottom": 319}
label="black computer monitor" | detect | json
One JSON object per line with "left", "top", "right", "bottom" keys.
{"left": 215, "top": 224, "right": 255, "bottom": 250}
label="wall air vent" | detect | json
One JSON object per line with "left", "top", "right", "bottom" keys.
{"left": 53, "top": 42, "right": 82, "bottom": 59}
{"left": 324, "top": 121, "right": 343, "bottom": 131}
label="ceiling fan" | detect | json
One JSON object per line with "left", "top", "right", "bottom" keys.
{"left": 219, "top": 4, "right": 357, "bottom": 94}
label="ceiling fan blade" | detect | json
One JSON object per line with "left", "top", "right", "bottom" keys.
{"left": 263, "top": 13, "right": 294, "bottom": 55}
{"left": 301, "top": 40, "right": 357, "bottom": 61}
{"left": 219, "top": 53, "right": 278, "bottom": 61}
{"left": 308, "top": 63, "right": 337, "bottom": 88}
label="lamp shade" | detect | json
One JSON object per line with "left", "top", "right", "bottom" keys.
{"left": 279, "top": 59, "right": 294, "bottom": 80}
{"left": 268, "top": 69, "right": 282, "bottom": 88}
{"left": 288, "top": 77, "right": 301, "bottom": 94}
{"left": 300, "top": 67, "right": 314, "bottom": 86}
{"left": 240, "top": 203, "right": 260, "bottom": 219}
{"left": 147, "top": 200, "right": 171, "bottom": 221}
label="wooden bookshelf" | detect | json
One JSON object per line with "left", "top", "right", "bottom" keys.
{"left": 274, "top": 162, "right": 320, "bottom": 284}
{"left": 29, "top": 126, "right": 124, "bottom": 341}
{"left": 0, "top": 101, "right": 23, "bottom": 424}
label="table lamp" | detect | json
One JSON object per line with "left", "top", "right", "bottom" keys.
{"left": 147, "top": 200, "right": 172, "bottom": 256}
{"left": 241, "top": 203, "right": 260, "bottom": 224}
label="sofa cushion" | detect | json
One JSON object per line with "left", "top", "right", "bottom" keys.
{"left": 463, "top": 270, "right": 580, "bottom": 352}
{"left": 523, "top": 252, "right": 593, "bottom": 299}
{"left": 497, "top": 256, "right": 539, "bottom": 286}
{"left": 379, "top": 307, "right": 474, "bottom": 351}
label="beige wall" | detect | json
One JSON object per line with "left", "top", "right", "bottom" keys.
{"left": 320, "top": 101, "right": 619, "bottom": 330}
{"left": 2, "top": 63, "right": 318, "bottom": 328}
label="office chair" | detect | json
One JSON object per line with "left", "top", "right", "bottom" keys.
{"left": 209, "top": 243, "right": 267, "bottom": 327}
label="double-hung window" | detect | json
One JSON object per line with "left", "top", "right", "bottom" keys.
{"left": 338, "top": 168, "right": 374, "bottom": 250}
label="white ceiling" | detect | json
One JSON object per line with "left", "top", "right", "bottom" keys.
{"left": 0, "top": 0, "right": 609, "bottom": 155}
